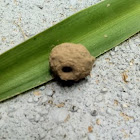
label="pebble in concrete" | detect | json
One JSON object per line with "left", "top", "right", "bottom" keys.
{"left": 33, "top": 96, "right": 39, "bottom": 102}
{"left": 28, "top": 97, "right": 33, "bottom": 103}
{"left": 88, "top": 133, "right": 97, "bottom": 140}
{"left": 39, "top": 86, "right": 45, "bottom": 91}
{"left": 70, "top": 105, "right": 78, "bottom": 112}
{"left": 101, "top": 88, "right": 108, "bottom": 93}
{"left": 39, "top": 132, "right": 46, "bottom": 140}
{"left": 46, "top": 90, "right": 53, "bottom": 96}
{"left": 34, "top": 114, "right": 41, "bottom": 122}
{"left": 50, "top": 108, "right": 69, "bottom": 124}
{"left": 95, "top": 95, "right": 103, "bottom": 102}
{"left": 106, "top": 108, "right": 116, "bottom": 116}
{"left": 90, "top": 110, "right": 98, "bottom": 116}
{"left": 127, "top": 83, "right": 134, "bottom": 90}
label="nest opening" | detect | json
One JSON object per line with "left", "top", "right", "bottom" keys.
{"left": 62, "top": 66, "right": 73, "bottom": 73}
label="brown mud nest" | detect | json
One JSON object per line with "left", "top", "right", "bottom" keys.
{"left": 49, "top": 43, "right": 95, "bottom": 81}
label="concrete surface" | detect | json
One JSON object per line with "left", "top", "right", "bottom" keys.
{"left": 0, "top": 0, "right": 140, "bottom": 140}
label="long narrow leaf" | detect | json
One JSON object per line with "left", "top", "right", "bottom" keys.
{"left": 0, "top": 0, "right": 140, "bottom": 101}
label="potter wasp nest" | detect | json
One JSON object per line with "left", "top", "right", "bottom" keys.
{"left": 49, "top": 43, "right": 95, "bottom": 81}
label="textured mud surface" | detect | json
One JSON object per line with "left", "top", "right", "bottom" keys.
{"left": 0, "top": 0, "right": 140, "bottom": 140}
{"left": 49, "top": 43, "right": 95, "bottom": 81}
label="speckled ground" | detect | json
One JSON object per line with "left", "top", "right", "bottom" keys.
{"left": 0, "top": 0, "right": 140, "bottom": 140}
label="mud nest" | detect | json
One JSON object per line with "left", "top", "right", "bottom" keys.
{"left": 49, "top": 43, "right": 95, "bottom": 81}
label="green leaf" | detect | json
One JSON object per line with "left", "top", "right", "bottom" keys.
{"left": 0, "top": 0, "right": 140, "bottom": 101}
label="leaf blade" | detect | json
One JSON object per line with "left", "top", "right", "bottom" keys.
{"left": 0, "top": 0, "right": 140, "bottom": 101}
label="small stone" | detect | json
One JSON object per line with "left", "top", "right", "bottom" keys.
{"left": 96, "top": 119, "right": 101, "bottom": 125}
{"left": 34, "top": 96, "right": 39, "bottom": 102}
{"left": 88, "top": 126, "right": 93, "bottom": 133}
{"left": 34, "top": 114, "right": 41, "bottom": 122}
{"left": 95, "top": 95, "right": 103, "bottom": 102}
{"left": 50, "top": 108, "right": 69, "bottom": 124}
{"left": 85, "top": 102, "right": 91, "bottom": 107}
{"left": 130, "top": 128, "right": 135, "bottom": 134}
{"left": 106, "top": 108, "right": 116, "bottom": 116}
{"left": 28, "top": 97, "right": 33, "bottom": 103}
{"left": 48, "top": 100, "right": 53, "bottom": 104}
{"left": 41, "top": 96, "right": 48, "bottom": 104}
{"left": 106, "top": 108, "right": 112, "bottom": 115}
{"left": 130, "top": 62, "right": 133, "bottom": 66}
{"left": 37, "top": 5, "right": 43, "bottom": 9}
{"left": 28, "top": 114, "right": 34, "bottom": 121}
{"left": 127, "top": 83, "right": 134, "bottom": 90}
{"left": 134, "top": 39, "right": 140, "bottom": 44}
{"left": 40, "top": 117, "right": 45, "bottom": 122}
{"left": 40, "top": 110, "right": 48, "bottom": 116}
{"left": 99, "top": 108, "right": 106, "bottom": 116}
{"left": 56, "top": 103, "right": 65, "bottom": 108}
{"left": 34, "top": 91, "right": 41, "bottom": 96}
{"left": 101, "top": 88, "right": 107, "bottom": 93}
{"left": 137, "top": 101, "right": 140, "bottom": 107}
{"left": 70, "top": 0, "right": 76, "bottom": 6}
{"left": 8, "top": 106, "right": 17, "bottom": 113}
{"left": 136, "top": 65, "right": 140, "bottom": 71}
{"left": 110, "top": 51, "right": 115, "bottom": 56}
{"left": 114, "top": 47, "right": 118, "bottom": 52}
{"left": 8, "top": 113, "right": 14, "bottom": 118}
{"left": 126, "top": 77, "right": 131, "bottom": 82}
{"left": 114, "top": 100, "right": 119, "bottom": 106}
{"left": 46, "top": 90, "right": 53, "bottom": 96}
{"left": 39, "top": 132, "right": 46, "bottom": 139}
{"left": 39, "top": 86, "right": 45, "bottom": 91}
{"left": 121, "top": 92, "right": 129, "bottom": 99}
{"left": 122, "top": 103, "right": 128, "bottom": 108}
{"left": 122, "top": 72, "right": 129, "bottom": 82}
{"left": 0, "top": 114, "right": 2, "bottom": 120}
{"left": 90, "top": 110, "right": 98, "bottom": 116}
{"left": 70, "top": 105, "right": 78, "bottom": 112}
{"left": 88, "top": 133, "right": 96, "bottom": 140}
{"left": 11, "top": 119, "right": 19, "bottom": 124}
{"left": 129, "top": 40, "right": 136, "bottom": 50}
{"left": 119, "top": 65, "right": 126, "bottom": 70}
{"left": 101, "top": 71, "right": 106, "bottom": 76}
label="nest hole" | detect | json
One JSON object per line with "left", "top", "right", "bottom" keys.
{"left": 62, "top": 66, "right": 73, "bottom": 73}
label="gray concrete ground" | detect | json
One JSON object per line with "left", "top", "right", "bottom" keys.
{"left": 0, "top": 0, "right": 140, "bottom": 140}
